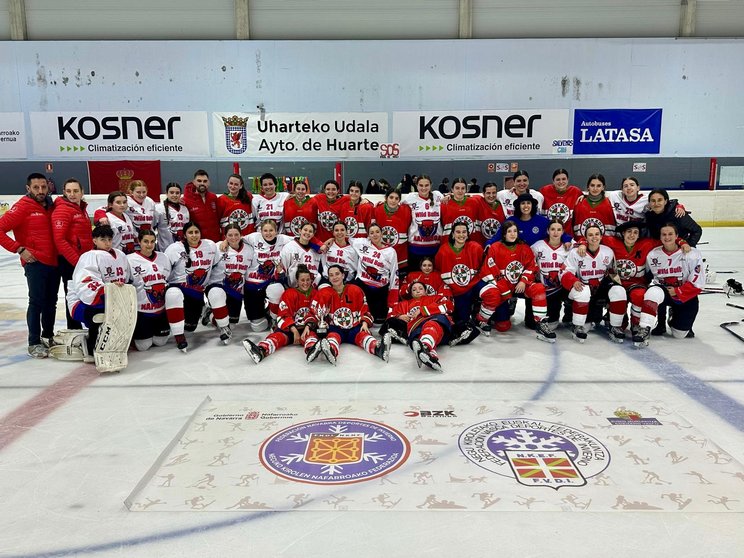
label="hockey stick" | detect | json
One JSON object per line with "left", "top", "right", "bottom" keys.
{"left": 726, "top": 303, "right": 744, "bottom": 310}
{"left": 720, "top": 321, "right": 744, "bottom": 343}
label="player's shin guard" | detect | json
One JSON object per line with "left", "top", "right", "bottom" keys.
{"left": 608, "top": 285, "right": 628, "bottom": 327}
{"left": 356, "top": 330, "right": 378, "bottom": 355}
{"left": 165, "top": 288, "right": 185, "bottom": 335}
{"left": 206, "top": 287, "right": 230, "bottom": 328}
{"left": 568, "top": 287, "right": 590, "bottom": 327}
{"left": 526, "top": 283, "right": 548, "bottom": 322}
{"left": 420, "top": 322, "right": 443, "bottom": 350}
{"left": 639, "top": 285, "right": 665, "bottom": 329}
{"left": 263, "top": 331, "right": 289, "bottom": 355}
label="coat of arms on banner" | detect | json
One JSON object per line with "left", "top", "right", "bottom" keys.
{"left": 505, "top": 450, "right": 587, "bottom": 488}
{"left": 222, "top": 115, "right": 249, "bottom": 155}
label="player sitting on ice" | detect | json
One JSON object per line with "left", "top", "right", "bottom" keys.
{"left": 303, "top": 265, "right": 392, "bottom": 365}
{"left": 64, "top": 225, "right": 137, "bottom": 373}
{"left": 242, "top": 265, "right": 318, "bottom": 363}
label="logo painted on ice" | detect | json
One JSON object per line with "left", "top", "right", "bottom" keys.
{"left": 222, "top": 115, "right": 249, "bottom": 155}
{"left": 458, "top": 418, "right": 610, "bottom": 489}
{"left": 260, "top": 418, "right": 410, "bottom": 485}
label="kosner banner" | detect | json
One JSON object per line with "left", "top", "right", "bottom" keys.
{"left": 213, "top": 112, "right": 389, "bottom": 159}
{"left": 29, "top": 111, "right": 210, "bottom": 158}
{"left": 393, "top": 109, "right": 571, "bottom": 158}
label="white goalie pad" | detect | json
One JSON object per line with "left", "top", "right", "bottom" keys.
{"left": 49, "top": 329, "right": 88, "bottom": 361}
{"left": 94, "top": 284, "right": 137, "bottom": 373}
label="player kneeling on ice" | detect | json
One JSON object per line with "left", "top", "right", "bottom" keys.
{"left": 164, "top": 221, "right": 231, "bottom": 352}
{"left": 127, "top": 229, "right": 171, "bottom": 351}
{"left": 633, "top": 223, "right": 704, "bottom": 347}
{"left": 304, "top": 265, "right": 391, "bottom": 365}
{"left": 559, "top": 224, "right": 628, "bottom": 343}
{"left": 387, "top": 281, "right": 460, "bottom": 372}
{"left": 242, "top": 265, "right": 318, "bottom": 363}
{"left": 64, "top": 225, "right": 136, "bottom": 373}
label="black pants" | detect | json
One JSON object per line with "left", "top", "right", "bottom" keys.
{"left": 59, "top": 257, "right": 82, "bottom": 329}
{"left": 24, "top": 262, "right": 60, "bottom": 346}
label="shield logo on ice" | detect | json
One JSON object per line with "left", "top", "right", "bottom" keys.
{"left": 505, "top": 450, "right": 587, "bottom": 489}
{"left": 304, "top": 433, "right": 364, "bottom": 465}
{"left": 222, "top": 115, "right": 249, "bottom": 155}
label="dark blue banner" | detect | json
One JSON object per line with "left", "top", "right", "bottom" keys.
{"left": 573, "top": 109, "right": 662, "bottom": 155}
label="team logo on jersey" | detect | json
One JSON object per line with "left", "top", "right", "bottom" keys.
{"left": 289, "top": 216, "right": 309, "bottom": 237}
{"left": 579, "top": 218, "right": 606, "bottom": 237}
{"left": 257, "top": 259, "right": 276, "bottom": 279}
{"left": 332, "top": 307, "right": 355, "bottom": 329}
{"left": 481, "top": 218, "right": 501, "bottom": 239}
{"left": 451, "top": 263, "right": 473, "bottom": 286}
{"left": 547, "top": 203, "right": 570, "bottom": 224}
{"left": 453, "top": 215, "right": 475, "bottom": 233}
{"left": 616, "top": 258, "right": 637, "bottom": 279}
{"left": 458, "top": 418, "right": 609, "bottom": 489}
{"left": 225, "top": 271, "right": 244, "bottom": 292}
{"left": 222, "top": 115, "right": 249, "bottom": 155}
{"left": 187, "top": 268, "right": 208, "bottom": 289}
{"left": 145, "top": 282, "right": 167, "bottom": 306}
{"left": 228, "top": 209, "right": 251, "bottom": 230}
{"left": 259, "top": 418, "right": 410, "bottom": 485}
{"left": 418, "top": 220, "right": 437, "bottom": 239}
{"left": 504, "top": 260, "right": 525, "bottom": 283}
{"left": 380, "top": 226, "right": 398, "bottom": 246}
{"left": 344, "top": 216, "right": 360, "bottom": 237}
{"left": 318, "top": 211, "right": 339, "bottom": 231}
{"left": 364, "top": 265, "right": 383, "bottom": 282}
{"left": 294, "top": 306, "right": 311, "bottom": 326}
{"left": 531, "top": 226, "right": 540, "bottom": 235}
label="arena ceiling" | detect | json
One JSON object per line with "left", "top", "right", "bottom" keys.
{"left": 1, "top": 0, "right": 743, "bottom": 41}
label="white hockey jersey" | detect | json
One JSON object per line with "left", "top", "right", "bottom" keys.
{"left": 213, "top": 242, "right": 255, "bottom": 298}
{"left": 127, "top": 196, "right": 156, "bottom": 233}
{"left": 350, "top": 237, "right": 399, "bottom": 290}
{"left": 497, "top": 188, "right": 545, "bottom": 218}
{"left": 608, "top": 190, "right": 648, "bottom": 227}
{"left": 252, "top": 192, "right": 290, "bottom": 232}
{"left": 279, "top": 240, "right": 321, "bottom": 288}
{"left": 127, "top": 251, "right": 171, "bottom": 314}
{"left": 402, "top": 191, "right": 444, "bottom": 250}
{"left": 243, "top": 232, "right": 294, "bottom": 288}
{"left": 559, "top": 245, "right": 615, "bottom": 291}
{"left": 107, "top": 211, "right": 137, "bottom": 254}
{"left": 532, "top": 240, "right": 571, "bottom": 294}
{"left": 165, "top": 239, "right": 220, "bottom": 294}
{"left": 153, "top": 202, "right": 190, "bottom": 251}
{"left": 645, "top": 246, "right": 705, "bottom": 301}
{"left": 67, "top": 248, "right": 132, "bottom": 311}
{"left": 321, "top": 241, "right": 359, "bottom": 282}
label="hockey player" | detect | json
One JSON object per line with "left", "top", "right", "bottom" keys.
{"left": 164, "top": 221, "right": 231, "bottom": 352}
{"left": 440, "top": 178, "right": 481, "bottom": 241}
{"left": 320, "top": 222, "right": 359, "bottom": 284}
{"left": 540, "top": 168, "right": 582, "bottom": 234}
{"left": 96, "top": 191, "right": 137, "bottom": 254}
{"left": 372, "top": 190, "right": 412, "bottom": 271}
{"left": 531, "top": 219, "right": 573, "bottom": 329}
{"left": 153, "top": 182, "right": 190, "bottom": 251}
{"left": 486, "top": 193, "right": 571, "bottom": 248}
{"left": 242, "top": 265, "right": 318, "bottom": 364}
{"left": 402, "top": 175, "right": 444, "bottom": 271}
{"left": 645, "top": 188, "right": 703, "bottom": 247}
{"left": 126, "top": 180, "right": 157, "bottom": 245}
{"left": 350, "top": 223, "right": 399, "bottom": 323}
{"left": 400, "top": 256, "right": 450, "bottom": 298}
{"left": 283, "top": 180, "right": 317, "bottom": 237}
{"left": 559, "top": 224, "right": 628, "bottom": 343}
{"left": 312, "top": 179, "right": 349, "bottom": 242}
{"left": 634, "top": 223, "right": 705, "bottom": 346}
{"left": 477, "top": 220, "right": 555, "bottom": 343}
{"left": 211, "top": 225, "right": 255, "bottom": 325}
{"left": 267, "top": 222, "right": 323, "bottom": 311}
{"left": 127, "top": 229, "right": 171, "bottom": 351}
{"left": 252, "top": 172, "right": 291, "bottom": 232}
{"left": 475, "top": 182, "right": 507, "bottom": 245}
{"left": 573, "top": 174, "right": 617, "bottom": 239}
{"left": 305, "top": 265, "right": 392, "bottom": 365}
{"left": 67, "top": 225, "right": 132, "bottom": 360}
{"left": 497, "top": 170, "right": 545, "bottom": 218}
{"left": 216, "top": 173, "right": 254, "bottom": 237}
{"left": 337, "top": 181, "right": 373, "bottom": 238}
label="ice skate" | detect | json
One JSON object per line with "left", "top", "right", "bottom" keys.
{"left": 536, "top": 321, "right": 556, "bottom": 343}
{"left": 572, "top": 324, "right": 587, "bottom": 343}
{"left": 242, "top": 338, "right": 265, "bottom": 364}
{"left": 632, "top": 326, "right": 650, "bottom": 348}
{"left": 374, "top": 332, "right": 392, "bottom": 362}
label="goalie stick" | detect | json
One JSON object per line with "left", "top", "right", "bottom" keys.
{"left": 720, "top": 320, "right": 744, "bottom": 343}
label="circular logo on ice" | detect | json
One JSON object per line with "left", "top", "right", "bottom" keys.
{"left": 260, "top": 418, "right": 411, "bottom": 485}
{"left": 458, "top": 418, "right": 610, "bottom": 489}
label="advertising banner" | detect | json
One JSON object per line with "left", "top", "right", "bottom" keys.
{"left": 29, "top": 112, "right": 210, "bottom": 158}
{"left": 393, "top": 110, "right": 570, "bottom": 158}
{"left": 573, "top": 109, "right": 662, "bottom": 155}
{"left": 0, "top": 113, "right": 27, "bottom": 159}
{"left": 212, "top": 112, "right": 389, "bottom": 159}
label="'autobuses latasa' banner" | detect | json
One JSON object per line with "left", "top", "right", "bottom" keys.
{"left": 572, "top": 109, "right": 662, "bottom": 155}
{"left": 29, "top": 112, "right": 210, "bottom": 158}
{"left": 213, "top": 112, "right": 389, "bottom": 159}
{"left": 393, "top": 110, "right": 570, "bottom": 158}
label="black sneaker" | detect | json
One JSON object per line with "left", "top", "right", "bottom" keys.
{"left": 242, "top": 338, "right": 265, "bottom": 364}
{"left": 633, "top": 326, "right": 650, "bottom": 348}
{"left": 374, "top": 332, "right": 392, "bottom": 362}
{"left": 536, "top": 321, "right": 556, "bottom": 343}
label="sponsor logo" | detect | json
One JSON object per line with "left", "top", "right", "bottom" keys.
{"left": 419, "top": 114, "right": 543, "bottom": 140}
{"left": 260, "top": 418, "right": 410, "bottom": 485}
{"left": 573, "top": 109, "right": 662, "bottom": 155}
{"left": 403, "top": 410, "right": 457, "bottom": 418}
{"left": 458, "top": 418, "right": 610, "bottom": 489}
{"left": 57, "top": 115, "right": 181, "bottom": 141}
{"left": 607, "top": 407, "right": 662, "bottom": 426}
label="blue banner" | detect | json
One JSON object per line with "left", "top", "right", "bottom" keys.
{"left": 572, "top": 109, "right": 662, "bottom": 155}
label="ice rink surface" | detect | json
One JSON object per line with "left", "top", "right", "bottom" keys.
{"left": 1, "top": 228, "right": 743, "bottom": 558}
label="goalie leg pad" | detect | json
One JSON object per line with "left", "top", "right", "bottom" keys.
{"left": 95, "top": 284, "right": 138, "bottom": 373}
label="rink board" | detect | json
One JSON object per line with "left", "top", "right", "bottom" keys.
{"left": 126, "top": 398, "right": 744, "bottom": 512}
